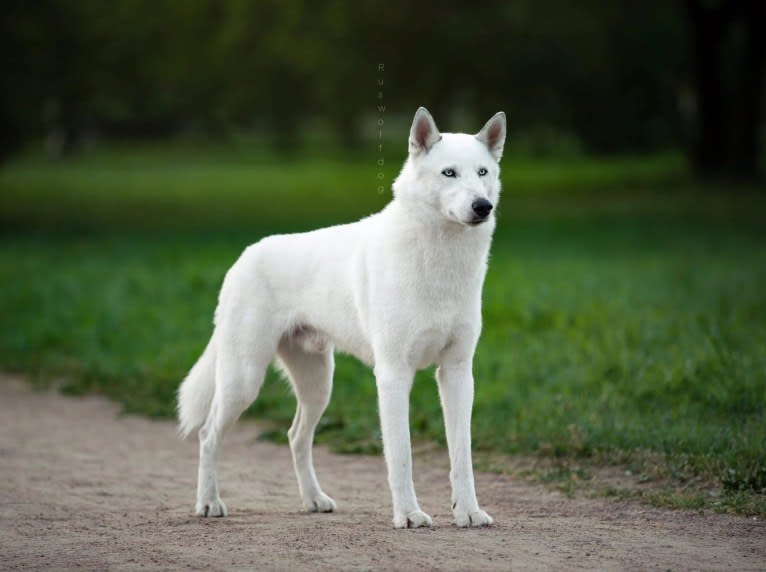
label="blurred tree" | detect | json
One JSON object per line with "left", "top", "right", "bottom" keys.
{"left": 686, "top": 0, "right": 765, "bottom": 179}
{"left": 0, "top": 0, "right": 762, "bottom": 169}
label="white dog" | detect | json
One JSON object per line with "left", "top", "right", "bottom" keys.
{"left": 178, "top": 107, "right": 505, "bottom": 528}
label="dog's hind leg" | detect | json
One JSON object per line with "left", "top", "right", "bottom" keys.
{"left": 278, "top": 336, "right": 336, "bottom": 512}
{"left": 196, "top": 347, "right": 271, "bottom": 518}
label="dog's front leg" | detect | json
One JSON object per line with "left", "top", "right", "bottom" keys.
{"left": 436, "top": 358, "right": 493, "bottom": 527}
{"left": 375, "top": 364, "right": 432, "bottom": 528}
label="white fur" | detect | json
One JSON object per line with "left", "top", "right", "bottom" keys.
{"left": 178, "top": 107, "right": 506, "bottom": 528}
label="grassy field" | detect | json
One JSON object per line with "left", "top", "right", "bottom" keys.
{"left": 1, "top": 143, "right": 764, "bottom": 515}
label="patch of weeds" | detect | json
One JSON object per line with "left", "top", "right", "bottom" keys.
{"left": 721, "top": 463, "right": 766, "bottom": 495}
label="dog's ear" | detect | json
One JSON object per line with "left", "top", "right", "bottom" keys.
{"left": 409, "top": 107, "right": 441, "bottom": 155}
{"left": 476, "top": 111, "right": 506, "bottom": 161}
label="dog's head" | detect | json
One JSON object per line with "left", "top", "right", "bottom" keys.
{"left": 392, "top": 107, "right": 506, "bottom": 228}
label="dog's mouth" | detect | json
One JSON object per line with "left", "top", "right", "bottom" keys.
{"left": 447, "top": 210, "right": 490, "bottom": 227}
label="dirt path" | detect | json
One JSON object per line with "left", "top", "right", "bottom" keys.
{"left": 1, "top": 377, "right": 764, "bottom": 571}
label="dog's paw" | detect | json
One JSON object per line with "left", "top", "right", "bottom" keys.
{"left": 305, "top": 492, "right": 336, "bottom": 513}
{"left": 196, "top": 498, "right": 228, "bottom": 518}
{"left": 393, "top": 509, "right": 433, "bottom": 529}
{"left": 454, "top": 508, "right": 493, "bottom": 528}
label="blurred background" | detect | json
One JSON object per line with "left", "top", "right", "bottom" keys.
{"left": 1, "top": 1, "right": 764, "bottom": 174}
{"left": 0, "top": 1, "right": 764, "bottom": 513}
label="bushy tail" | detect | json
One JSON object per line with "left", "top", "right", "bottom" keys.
{"left": 177, "top": 338, "right": 216, "bottom": 438}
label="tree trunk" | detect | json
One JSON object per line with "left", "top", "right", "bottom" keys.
{"left": 686, "top": 0, "right": 764, "bottom": 180}
{"left": 732, "top": 0, "right": 765, "bottom": 178}
{"left": 687, "top": 1, "right": 731, "bottom": 175}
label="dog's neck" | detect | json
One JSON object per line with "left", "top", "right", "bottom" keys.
{"left": 383, "top": 198, "right": 494, "bottom": 278}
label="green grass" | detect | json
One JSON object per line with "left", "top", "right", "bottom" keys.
{"left": 1, "top": 143, "right": 764, "bottom": 514}
{"left": 0, "top": 142, "right": 688, "bottom": 232}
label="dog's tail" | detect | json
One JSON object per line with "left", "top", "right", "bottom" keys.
{"left": 177, "top": 337, "right": 216, "bottom": 439}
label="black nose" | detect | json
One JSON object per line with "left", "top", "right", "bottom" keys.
{"left": 472, "top": 198, "right": 493, "bottom": 219}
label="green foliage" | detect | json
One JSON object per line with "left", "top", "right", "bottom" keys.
{"left": 0, "top": 147, "right": 764, "bottom": 509}
{"left": 2, "top": 0, "right": 688, "bottom": 154}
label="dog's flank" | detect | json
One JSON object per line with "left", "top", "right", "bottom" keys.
{"left": 178, "top": 106, "right": 506, "bottom": 528}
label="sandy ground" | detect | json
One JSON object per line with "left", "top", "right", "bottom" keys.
{"left": 1, "top": 376, "right": 764, "bottom": 571}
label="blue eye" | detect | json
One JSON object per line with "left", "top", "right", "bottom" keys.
{"left": 441, "top": 168, "right": 457, "bottom": 178}
{"left": 478, "top": 167, "right": 488, "bottom": 176}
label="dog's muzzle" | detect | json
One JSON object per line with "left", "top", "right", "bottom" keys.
{"left": 470, "top": 199, "right": 493, "bottom": 224}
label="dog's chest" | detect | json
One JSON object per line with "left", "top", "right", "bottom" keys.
{"left": 378, "top": 241, "right": 485, "bottom": 368}
{"left": 403, "top": 281, "right": 472, "bottom": 365}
